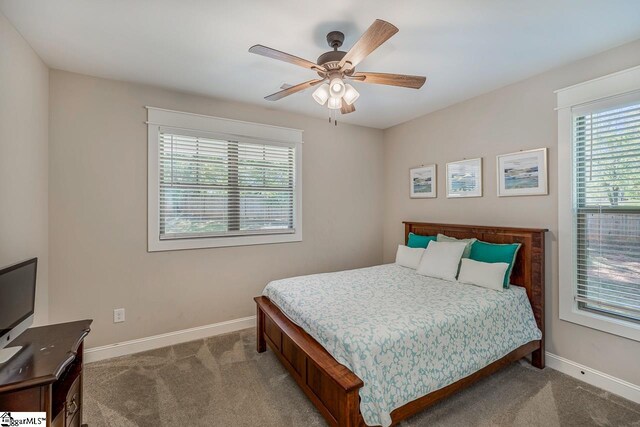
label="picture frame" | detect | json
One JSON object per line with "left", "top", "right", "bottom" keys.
{"left": 497, "top": 148, "right": 548, "bottom": 197}
{"left": 446, "top": 158, "right": 482, "bottom": 198}
{"left": 410, "top": 164, "right": 437, "bottom": 198}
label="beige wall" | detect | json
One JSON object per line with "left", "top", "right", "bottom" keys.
{"left": 0, "top": 12, "right": 49, "bottom": 324}
{"left": 383, "top": 39, "right": 640, "bottom": 385}
{"left": 48, "top": 70, "right": 384, "bottom": 347}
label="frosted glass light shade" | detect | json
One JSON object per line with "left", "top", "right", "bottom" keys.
{"left": 327, "top": 97, "right": 342, "bottom": 110}
{"left": 343, "top": 84, "right": 360, "bottom": 105}
{"left": 312, "top": 84, "right": 330, "bottom": 105}
{"left": 329, "top": 78, "right": 345, "bottom": 98}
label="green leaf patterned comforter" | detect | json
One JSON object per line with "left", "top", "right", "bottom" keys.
{"left": 262, "top": 263, "right": 542, "bottom": 427}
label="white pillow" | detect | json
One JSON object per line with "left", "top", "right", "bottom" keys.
{"left": 436, "top": 233, "right": 477, "bottom": 258}
{"left": 458, "top": 258, "right": 509, "bottom": 291}
{"left": 416, "top": 241, "right": 467, "bottom": 281}
{"left": 395, "top": 245, "right": 425, "bottom": 269}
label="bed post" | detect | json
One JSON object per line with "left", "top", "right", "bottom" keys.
{"left": 532, "top": 346, "right": 545, "bottom": 369}
{"left": 530, "top": 230, "right": 546, "bottom": 369}
{"left": 257, "top": 303, "right": 266, "bottom": 353}
{"left": 341, "top": 389, "right": 362, "bottom": 427}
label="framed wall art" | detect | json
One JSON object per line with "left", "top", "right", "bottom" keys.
{"left": 497, "top": 148, "right": 548, "bottom": 197}
{"left": 446, "top": 158, "right": 482, "bottom": 198}
{"left": 410, "top": 165, "right": 437, "bottom": 198}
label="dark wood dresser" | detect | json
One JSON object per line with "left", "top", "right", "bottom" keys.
{"left": 0, "top": 320, "right": 92, "bottom": 427}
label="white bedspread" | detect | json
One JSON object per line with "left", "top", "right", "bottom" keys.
{"left": 263, "top": 263, "right": 541, "bottom": 427}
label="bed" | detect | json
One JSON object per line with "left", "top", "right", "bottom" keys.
{"left": 254, "top": 222, "right": 546, "bottom": 426}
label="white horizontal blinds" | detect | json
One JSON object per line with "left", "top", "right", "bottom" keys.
{"left": 573, "top": 97, "right": 640, "bottom": 322}
{"left": 159, "top": 131, "right": 296, "bottom": 239}
{"left": 237, "top": 141, "right": 295, "bottom": 231}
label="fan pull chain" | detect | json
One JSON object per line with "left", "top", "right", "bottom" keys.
{"left": 328, "top": 110, "right": 338, "bottom": 126}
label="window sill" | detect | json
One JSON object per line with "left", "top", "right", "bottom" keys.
{"left": 560, "top": 302, "right": 640, "bottom": 342}
{"left": 148, "top": 231, "right": 302, "bottom": 252}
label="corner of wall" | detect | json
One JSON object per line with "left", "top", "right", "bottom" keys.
{"left": 0, "top": 10, "right": 50, "bottom": 326}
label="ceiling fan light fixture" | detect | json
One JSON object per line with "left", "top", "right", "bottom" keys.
{"left": 329, "top": 77, "right": 345, "bottom": 98}
{"left": 312, "top": 83, "right": 330, "bottom": 105}
{"left": 343, "top": 84, "right": 360, "bottom": 105}
{"left": 327, "top": 96, "right": 342, "bottom": 110}
{"left": 249, "top": 20, "right": 426, "bottom": 117}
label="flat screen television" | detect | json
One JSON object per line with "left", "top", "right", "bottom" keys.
{"left": 0, "top": 257, "right": 37, "bottom": 364}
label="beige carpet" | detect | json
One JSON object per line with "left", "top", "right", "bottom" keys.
{"left": 84, "top": 329, "right": 640, "bottom": 426}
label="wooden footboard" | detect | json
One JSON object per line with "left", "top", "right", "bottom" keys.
{"left": 256, "top": 295, "right": 541, "bottom": 427}
{"left": 256, "top": 296, "right": 364, "bottom": 427}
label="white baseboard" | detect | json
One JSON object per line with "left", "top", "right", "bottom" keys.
{"left": 84, "top": 316, "right": 256, "bottom": 363}
{"left": 546, "top": 352, "right": 640, "bottom": 403}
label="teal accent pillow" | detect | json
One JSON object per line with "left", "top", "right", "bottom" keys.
{"left": 469, "top": 241, "right": 521, "bottom": 288}
{"left": 436, "top": 234, "right": 477, "bottom": 258}
{"left": 407, "top": 233, "right": 436, "bottom": 248}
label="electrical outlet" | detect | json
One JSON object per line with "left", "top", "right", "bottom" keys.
{"left": 113, "top": 308, "right": 125, "bottom": 323}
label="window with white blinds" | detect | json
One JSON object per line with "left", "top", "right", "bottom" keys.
{"left": 573, "top": 97, "right": 640, "bottom": 323}
{"left": 146, "top": 107, "right": 302, "bottom": 251}
{"left": 159, "top": 131, "right": 297, "bottom": 240}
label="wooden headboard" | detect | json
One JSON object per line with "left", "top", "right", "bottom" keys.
{"left": 404, "top": 221, "right": 547, "bottom": 343}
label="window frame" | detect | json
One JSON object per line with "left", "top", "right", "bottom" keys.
{"left": 147, "top": 107, "right": 303, "bottom": 252}
{"left": 557, "top": 65, "right": 640, "bottom": 342}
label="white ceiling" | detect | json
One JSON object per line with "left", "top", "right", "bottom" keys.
{"left": 2, "top": 0, "right": 640, "bottom": 129}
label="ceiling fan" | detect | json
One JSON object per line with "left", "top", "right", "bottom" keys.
{"left": 249, "top": 19, "right": 426, "bottom": 118}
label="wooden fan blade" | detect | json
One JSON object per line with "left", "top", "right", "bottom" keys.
{"left": 350, "top": 72, "right": 426, "bottom": 89}
{"left": 265, "top": 79, "right": 325, "bottom": 101}
{"left": 249, "top": 45, "right": 326, "bottom": 72}
{"left": 340, "top": 103, "right": 355, "bottom": 114}
{"left": 338, "top": 20, "right": 398, "bottom": 69}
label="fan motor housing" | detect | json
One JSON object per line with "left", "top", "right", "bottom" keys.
{"left": 317, "top": 50, "right": 347, "bottom": 71}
